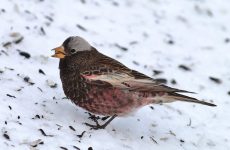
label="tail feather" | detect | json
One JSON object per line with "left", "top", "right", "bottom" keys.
{"left": 164, "top": 92, "right": 216, "bottom": 107}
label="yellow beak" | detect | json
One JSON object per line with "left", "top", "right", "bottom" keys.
{"left": 51, "top": 46, "right": 66, "bottom": 58}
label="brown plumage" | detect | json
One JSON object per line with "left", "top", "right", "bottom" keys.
{"left": 52, "top": 36, "right": 216, "bottom": 129}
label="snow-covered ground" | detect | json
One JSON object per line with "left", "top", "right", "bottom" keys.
{"left": 0, "top": 0, "right": 230, "bottom": 149}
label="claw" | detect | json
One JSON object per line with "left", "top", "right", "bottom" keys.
{"left": 84, "top": 114, "right": 117, "bottom": 130}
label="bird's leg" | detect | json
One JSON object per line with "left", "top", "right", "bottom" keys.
{"left": 85, "top": 115, "right": 117, "bottom": 130}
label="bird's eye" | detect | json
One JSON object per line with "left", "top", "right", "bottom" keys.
{"left": 70, "top": 49, "right": 77, "bottom": 54}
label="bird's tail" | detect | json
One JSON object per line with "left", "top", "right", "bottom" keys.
{"left": 162, "top": 92, "right": 216, "bottom": 106}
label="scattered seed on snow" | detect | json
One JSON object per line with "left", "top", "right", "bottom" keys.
{"left": 14, "top": 36, "right": 24, "bottom": 44}
{"left": 171, "top": 79, "right": 177, "bottom": 85}
{"left": 73, "top": 146, "right": 80, "bottom": 150}
{"left": 38, "top": 69, "right": 46, "bottom": 75}
{"left": 40, "top": 27, "right": 46, "bottom": 35}
{"left": 69, "top": 126, "right": 76, "bottom": 131}
{"left": 132, "top": 61, "right": 140, "bottom": 66}
{"left": 88, "top": 147, "right": 93, "bottom": 150}
{"left": 114, "top": 43, "right": 128, "bottom": 51}
{"left": 0, "top": 69, "right": 4, "bottom": 74}
{"left": 46, "top": 80, "right": 58, "bottom": 88}
{"left": 153, "top": 70, "right": 163, "bottom": 76}
{"left": 178, "top": 65, "right": 191, "bottom": 71}
{"left": 17, "top": 50, "right": 31, "bottom": 59}
{"left": 150, "top": 136, "right": 158, "bottom": 144}
{"left": 160, "top": 137, "right": 169, "bottom": 141}
{"left": 77, "top": 131, "right": 86, "bottom": 138}
{"left": 29, "top": 139, "right": 43, "bottom": 147}
{"left": 2, "top": 41, "right": 12, "bottom": 48}
{"left": 209, "top": 77, "right": 222, "bottom": 84}
{"left": 129, "top": 41, "right": 138, "bottom": 45}
{"left": 76, "top": 24, "right": 87, "bottom": 32}
{"left": 225, "top": 38, "right": 230, "bottom": 43}
{"left": 6, "top": 94, "right": 16, "bottom": 98}
{"left": 60, "top": 146, "right": 68, "bottom": 150}
{"left": 37, "top": 87, "right": 43, "bottom": 92}
{"left": 149, "top": 106, "right": 154, "bottom": 110}
{"left": 45, "top": 15, "right": 53, "bottom": 22}
{"left": 23, "top": 76, "right": 35, "bottom": 85}
{"left": 3, "top": 132, "right": 10, "bottom": 140}
{"left": 38, "top": 129, "right": 54, "bottom": 137}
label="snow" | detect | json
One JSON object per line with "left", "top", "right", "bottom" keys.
{"left": 0, "top": 0, "right": 230, "bottom": 149}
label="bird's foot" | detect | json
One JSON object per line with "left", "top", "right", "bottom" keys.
{"left": 84, "top": 122, "right": 107, "bottom": 130}
{"left": 84, "top": 114, "right": 117, "bottom": 130}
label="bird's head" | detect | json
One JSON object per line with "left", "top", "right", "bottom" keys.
{"left": 52, "top": 36, "right": 91, "bottom": 59}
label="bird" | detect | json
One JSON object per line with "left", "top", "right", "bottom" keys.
{"left": 51, "top": 36, "right": 216, "bottom": 129}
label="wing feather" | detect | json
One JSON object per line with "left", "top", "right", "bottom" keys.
{"left": 82, "top": 50, "right": 194, "bottom": 93}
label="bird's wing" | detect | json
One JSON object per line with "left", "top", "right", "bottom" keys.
{"left": 81, "top": 52, "right": 192, "bottom": 93}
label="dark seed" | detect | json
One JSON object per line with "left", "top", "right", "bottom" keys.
{"left": 2, "top": 42, "right": 12, "bottom": 47}
{"left": 38, "top": 129, "right": 53, "bottom": 137}
{"left": 5, "top": 67, "right": 14, "bottom": 71}
{"left": 60, "top": 146, "right": 68, "bottom": 150}
{"left": 178, "top": 65, "right": 191, "bottom": 71}
{"left": 171, "top": 79, "right": 177, "bottom": 85}
{"left": 40, "top": 27, "right": 46, "bottom": 35}
{"left": 150, "top": 136, "right": 158, "bottom": 144}
{"left": 114, "top": 43, "right": 128, "bottom": 51}
{"left": 50, "top": 83, "right": 57, "bottom": 88}
{"left": 23, "top": 76, "right": 35, "bottom": 85}
{"left": 18, "top": 50, "right": 31, "bottom": 59}
{"left": 33, "top": 114, "right": 40, "bottom": 119}
{"left": 3, "top": 133, "right": 10, "bottom": 140}
{"left": 112, "top": 1, "right": 119, "bottom": 6}
{"left": 45, "top": 16, "right": 53, "bottom": 22}
{"left": 225, "top": 38, "right": 230, "bottom": 43}
{"left": 209, "top": 77, "right": 222, "bottom": 84}
{"left": 141, "top": 136, "right": 144, "bottom": 139}
{"left": 153, "top": 70, "right": 163, "bottom": 76}
{"left": 77, "top": 131, "right": 86, "bottom": 138}
{"left": 76, "top": 24, "right": 87, "bottom": 32}
{"left": 150, "top": 106, "right": 154, "bottom": 110}
{"left": 24, "top": 76, "right": 30, "bottom": 82}
{"left": 39, "top": 141, "right": 44, "bottom": 145}
{"left": 155, "top": 78, "right": 167, "bottom": 84}
{"left": 8, "top": 106, "right": 12, "bottom": 110}
{"left": 167, "top": 40, "right": 174, "bottom": 45}
{"left": 132, "top": 61, "right": 140, "bottom": 66}
{"left": 1, "top": 50, "right": 8, "bottom": 56}
{"left": 73, "top": 146, "right": 80, "bottom": 150}
{"left": 180, "top": 139, "right": 185, "bottom": 143}
{"left": 228, "top": 91, "right": 230, "bottom": 95}
{"left": 88, "top": 147, "right": 93, "bottom": 150}
{"left": 14, "top": 36, "right": 24, "bottom": 44}
{"left": 129, "top": 41, "right": 138, "bottom": 45}
{"left": 69, "top": 126, "right": 76, "bottom": 131}
{"left": 80, "top": 0, "right": 86, "bottom": 3}
{"left": 6, "top": 94, "right": 16, "bottom": 98}
{"left": 37, "top": 87, "right": 43, "bottom": 92}
{"left": 39, "top": 69, "right": 45, "bottom": 75}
